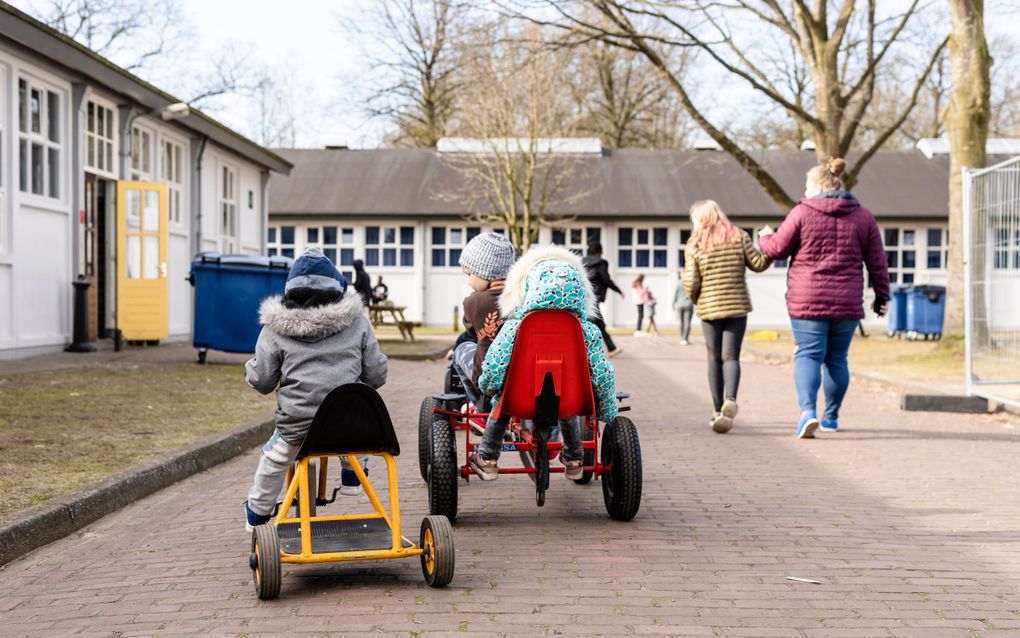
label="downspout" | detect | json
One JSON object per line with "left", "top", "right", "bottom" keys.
{"left": 191, "top": 136, "right": 208, "bottom": 255}
{"left": 71, "top": 83, "right": 90, "bottom": 277}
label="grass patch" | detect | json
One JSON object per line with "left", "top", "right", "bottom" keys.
{"left": 0, "top": 361, "right": 275, "bottom": 518}
{"left": 747, "top": 331, "right": 965, "bottom": 384}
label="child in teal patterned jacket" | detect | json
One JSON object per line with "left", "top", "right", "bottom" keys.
{"left": 470, "top": 245, "right": 619, "bottom": 481}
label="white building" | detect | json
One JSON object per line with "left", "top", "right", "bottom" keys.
{"left": 268, "top": 142, "right": 967, "bottom": 331}
{"left": 0, "top": 5, "right": 291, "bottom": 359}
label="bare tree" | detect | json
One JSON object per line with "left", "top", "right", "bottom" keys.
{"left": 943, "top": 0, "right": 991, "bottom": 335}
{"left": 510, "top": 0, "right": 949, "bottom": 210}
{"left": 572, "top": 41, "right": 692, "bottom": 148}
{"left": 438, "top": 28, "right": 595, "bottom": 250}
{"left": 357, "top": 0, "right": 463, "bottom": 148}
{"left": 24, "top": 0, "right": 189, "bottom": 75}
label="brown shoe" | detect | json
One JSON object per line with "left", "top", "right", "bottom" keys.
{"left": 468, "top": 451, "right": 499, "bottom": 481}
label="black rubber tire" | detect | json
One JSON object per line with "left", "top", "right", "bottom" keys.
{"left": 575, "top": 425, "right": 596, "bottom": 485}
{"left": 420, "top": 515, "right": 455, "bottom": 587}
{"left": 428, "top": 419, "right": 458, "bottom": 523}
{"left": 418, "top": 397, "right": 440, "bottom": 482}
{"left": 601, "top": 416, "right": 642, "bottom": 521}
{"left": 197, "top": 349, "right": 207, "bottom": 364}
{"left": 444, "top": 367, "right": 455, "bottom": 394}
{"left": 251, "top": 524, "right": 281, "bottom": 600}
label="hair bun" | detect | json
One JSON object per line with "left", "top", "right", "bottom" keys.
{"left": 827, "top": 158, "right": 846, "bottom": 176}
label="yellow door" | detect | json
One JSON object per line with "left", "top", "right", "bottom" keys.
{"left": 116, "top": 181, "right": 169, "bottom": 341}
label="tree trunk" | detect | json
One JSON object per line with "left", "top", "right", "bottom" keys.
{"left": 944, "top": 0, "right": 990, "bottom": 338}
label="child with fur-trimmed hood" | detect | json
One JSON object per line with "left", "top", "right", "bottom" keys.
{"left": 468, "top": 245, "right": 618, "bottom": 481}
{"left": 243, "top": 248, "right": 388, "bottom": 531}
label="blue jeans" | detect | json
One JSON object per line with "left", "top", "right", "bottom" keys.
{"left": 791, "top": 318, "right": 858, "bottom": 421}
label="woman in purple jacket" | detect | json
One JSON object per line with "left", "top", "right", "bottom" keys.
{"left": 758, "top": 158, "right": 890, "bottom": 439}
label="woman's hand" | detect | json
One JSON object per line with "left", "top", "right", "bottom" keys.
{"left": 759, "top": 225, "right": 775, "bottom": 237}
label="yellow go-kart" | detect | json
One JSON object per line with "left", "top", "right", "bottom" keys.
{"left": 249, "top": 383, "right": 455, "bottom": 600}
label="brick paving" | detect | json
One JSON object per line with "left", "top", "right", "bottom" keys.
{"left": 1, "top": 335, "right": 1019, "bottom": 637}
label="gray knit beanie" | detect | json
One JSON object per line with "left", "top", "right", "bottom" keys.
{"left": 459, "top": 232, "right": 516, "bottom": 281}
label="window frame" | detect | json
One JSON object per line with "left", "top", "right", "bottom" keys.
{"left": 85, "top": 98, "right": 117, "bottom": 178}
{"left": 160, "top": 135, "right": 186, "bottom": 228}
{"left": 926, "top": 227, "right": 949, "bottom": 270}
{"left": 364, "top": 224, "right": 416, "bottom": 268}
{"left": 551, "top": 226, "right": 601, "bottom": 256}
{"left": 218, "top": 162, "right": 238, "bottom": 253}
{"left": 267, "top": 224, "right": 296, "bottom": 258}
{"left": 130, "top": 124, "right": 155, "bottom": 181}
{"left": 303, "top": 224, "right": 357, "bottom": 268}
{"left": 17, "top": 75, "right": 64, "bottom": 200}
{"left": 617, "top": 224, "right": 669, "bottom": 270}
{"left": 992, "top": 223, "right": 1020, "bottom": 271}
{"left": 429, "top": 224, "right": 481, "bottom": 269}
{"left": 883, "top": 226, "right": 919, "bottom": 284}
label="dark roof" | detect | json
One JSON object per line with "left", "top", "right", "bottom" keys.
{"left": 0, "top": 2, "right": 291, "bottom": 174}
{"left": 269, "top": 147, "right": 950, "bottom": 220}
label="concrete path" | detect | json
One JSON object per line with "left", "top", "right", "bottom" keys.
{"left": 1, "top": 336, "right": 1018, "bottom": 637}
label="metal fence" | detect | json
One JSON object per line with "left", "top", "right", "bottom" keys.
{"left": 963, "top": 156, "right": 1020, "bottom": 410}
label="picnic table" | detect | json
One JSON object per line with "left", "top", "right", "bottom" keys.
{"left": 369, "top": 304, "right": 416, "bottom": 343}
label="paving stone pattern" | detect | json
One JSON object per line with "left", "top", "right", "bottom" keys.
{"left": 1, "top": 337, "right": 1018, "bottom": 637}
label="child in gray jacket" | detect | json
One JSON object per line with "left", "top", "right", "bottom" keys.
{"left": 244, "top": 248, "right": 388, "bottom": 531}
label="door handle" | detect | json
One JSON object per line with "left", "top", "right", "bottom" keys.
{"left": 160, "top": 262, "right": 168, "bottom": 278}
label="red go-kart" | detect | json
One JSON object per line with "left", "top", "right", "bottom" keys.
{"left": 417, "top": 310, "right": 642, "bottom": 522}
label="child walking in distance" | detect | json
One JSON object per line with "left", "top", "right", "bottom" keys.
{"left": 645, "top": 289, "right": 661, "bottom": 336}
{"left": 470, "top": 245, "right": 619, "bottom": 481}
{"left": 448, "top": 232, "right": 518, "bottom": 393}
{"left": 673, "top": 270, "right": 694, "bottom": 345}
{"left": 243, "top": 248, "right": 388, "bottom": 531}
{"left": 631, "top": 274, "right": 651, "bottom": 335}
{"left": 684, "top": 200, "right": 771, "bottom": 434}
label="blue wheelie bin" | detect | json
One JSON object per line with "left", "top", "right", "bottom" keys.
{"left": 886, "top": 286, "right": 908, "bottom": 337}
{"left": 905, "top": 285, "right": 946, "bottom": 341}
{"left": 189, "top": 253, "right": 293, "bottom": 363}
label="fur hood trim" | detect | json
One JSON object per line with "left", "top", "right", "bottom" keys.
{"left": 259, "top": 292, "right": 363, "bottom": 341}
{"left": 498, "top": 244, "right": 599, "bottom": 318}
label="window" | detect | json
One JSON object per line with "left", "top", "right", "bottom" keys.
{"left": 267, "top": 225, "right": 295, "bottom": 258}
{"left": 551, "top": 226, "right": 601, "bottom": 255}
{"left": 618, "top": 226, "right": 668, "bottom": 269}
{"left": 993, "top": 225, "right": 1020, "bottom": 270}
{"left": 366, "top": 225, "right": 415, "bottom": 267}
{"left": 18, "top": 78, "right": 62, "bottom": 198}
{"left": 161, "top": 138, "right": 184, "bottom": 225}
{"left": 305, "top": 225, "right": 356, "bottom": 267}
{"left": 219, "top": 164, "right": 237, "bottom": 252}
{"left": 926, "top": 228, "right": 949, "bottom": 269}
{"left": 431, "top": 225, "right": 480, "bottom": 267}
{"left": 884, "top": 227, "right": 917, "bottom": 284}
{"left": 130, "top": 126, "right": 153, "bottom": 181}
{"left": 677, "top": 228, "right": 691, "bottom": 268}
{"left": 85, "top": 100, "right": 115, "bottom": 177}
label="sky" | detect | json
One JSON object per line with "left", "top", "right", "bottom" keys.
{"left": 13, "top": 0, "right": 1020, "bottom": 150}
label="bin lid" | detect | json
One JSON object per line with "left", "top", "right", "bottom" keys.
{"left": 192, "top": 252, "right": 293, "bottom": 269}
{"left": 911, "top": 284, "right": 946, "bottom": 294}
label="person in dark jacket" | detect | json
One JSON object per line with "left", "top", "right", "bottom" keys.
{"left": 758, "top": 158, "right": 890, "bottom": 439}
{"left": 352, "top": 259, "right": 372, "bottom": 308}
{"left": 582, "top": 242, "right": 624, "bottom": 357}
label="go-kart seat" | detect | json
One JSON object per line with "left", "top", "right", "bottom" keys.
{"left": 493, "top": 310, "right": 596, "bottom": 424}
{"left": 296, "top": 383, "right": 400, "bottom": 459}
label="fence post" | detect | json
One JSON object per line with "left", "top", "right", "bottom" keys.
{"left": 962, "top": 167, "right": 973, "bottom": 399}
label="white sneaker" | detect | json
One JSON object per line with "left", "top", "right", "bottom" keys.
{"left": 680, "top": 339, "right": 689, "bottom": 345}
{"left": 633, "top": 330, "right": 648, "bottom": 337}
{"left": 558, "top": 454, "right": 583, "bottom": 480}
{"left": 340, "top": 484, "right": 364, "bottom": 496}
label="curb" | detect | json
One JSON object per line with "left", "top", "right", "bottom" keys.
{"left": 0, "top": 414, "right": 274, "bottom": 567}
{"left": 383, "top": 342, "right": 455, "bottom": 362}
{"left": 743, "top": 343, "right": 1018, "bottom": 416}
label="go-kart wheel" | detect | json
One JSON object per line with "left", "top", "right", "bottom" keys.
{"left": 428, "top": 420, "right": 458, "bottom": 523}
{"left": 575, "top": 425, "right": 596, "bottom": 485}
{"left": 418, "top": 396, "right": 440, "bottom": 482}
{"left": 420, "top": 515, "right": 455, "bottom": 587}
{"left": 251, "top": 524, "right": 281, "bottom": 600}
{"left": 601, "top": 416, "right": 642, "bottom": 521}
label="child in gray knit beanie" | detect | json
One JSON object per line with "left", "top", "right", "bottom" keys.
{"left": 448, "top": 232, "right": 517, "bottom": 397}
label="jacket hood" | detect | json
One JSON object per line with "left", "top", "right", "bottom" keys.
{"left": 499, "top": 245, "right": 599, "bottom": 320}
{"left": 259, "top": 292, "right": 363, "bottom": 341}
{"left": 799, "top": 191, "right": 861, "bottom": 217}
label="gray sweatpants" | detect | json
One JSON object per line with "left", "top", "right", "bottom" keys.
{"left": 247, "top": 430, "right": 366, "bottom": 516}
{"left": 477, "top": 415, "right": 584, "bottom": 462}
